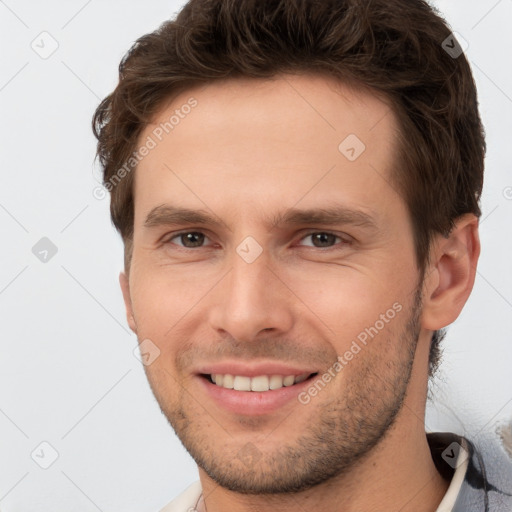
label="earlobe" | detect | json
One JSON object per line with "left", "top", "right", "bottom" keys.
{"left": 119, "top": 271, "right": 138, "bottom": 334}
{"left": 421, "top": 214, "right": 480, "bottom": 331}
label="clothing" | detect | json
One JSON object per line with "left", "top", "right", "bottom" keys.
{"left": 429, "top": 432, "right": 512, "bottom": 511}
{"left": 159, "top": 432, "right": 512, "bottom": 512}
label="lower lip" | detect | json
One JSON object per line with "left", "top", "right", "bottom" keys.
{"left": 199, "top": 376, "right": 315, "bottom": 416}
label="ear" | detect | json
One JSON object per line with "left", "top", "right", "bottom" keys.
{"left": 119, "top": 271, "right": 138, "bottom": 334}
{"left": 421, "top": 214, "right": 480, "bottom": 330}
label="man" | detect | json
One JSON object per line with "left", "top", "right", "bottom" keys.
{"left": 92, "top": 0, "right": 512, "bottom": 510}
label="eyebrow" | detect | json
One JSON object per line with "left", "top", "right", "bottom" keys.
{"left": 143, "top": 204, "right": 379, "bottom": 232}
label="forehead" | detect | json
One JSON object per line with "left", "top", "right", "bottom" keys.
{"left": 133, "top": 73, "right": 403, "bottom": 224}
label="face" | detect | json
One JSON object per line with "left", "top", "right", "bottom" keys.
{"left": 122, "top": 74, "right": 426, "bottom": 493}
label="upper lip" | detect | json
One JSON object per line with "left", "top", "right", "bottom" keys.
{"left": 195, "top": 361, "right": 318, "bottom": 378}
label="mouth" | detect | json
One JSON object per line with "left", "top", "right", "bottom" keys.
{"left": 201, "top": 372, "right": 318, "bottom": 393}
{"left": 201, "top": 372, "right": 318, "bottom": 392}
{"left": 195, "top": 363, "right": 323, "bottom": 415}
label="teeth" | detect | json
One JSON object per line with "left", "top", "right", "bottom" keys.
{"left": 294, "top": 374, "right": 308, "bottom": 384}
{"left": 223, "top": 374, "right": 234, "bottom": 389}
{"left": 269, "top": 375, "right": 284, "bottom": 389}
{"left": 283, "top": 375, "right": 295, "bottom": 387}
{"left": 251, "top": 375, "right": 269, "bottom": 392}
{"left": 233, "top": 376, "right": 251, "bottom": 391}
{"left": 210, "top": 373, "right": 310, "bottom": 392}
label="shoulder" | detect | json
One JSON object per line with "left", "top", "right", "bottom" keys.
{"left": 469, "top": 433, "right": 512, "bottom": 511}
{"left": 428, "top": 431, "right": 512, "bottom": 511}
{"left": 158, "top": 481, "right": 202, "bottom": 512}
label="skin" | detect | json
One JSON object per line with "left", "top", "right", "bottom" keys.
{"left": 119, "top": 73, "right": 480, "bottom": 512}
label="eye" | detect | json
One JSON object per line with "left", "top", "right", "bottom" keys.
{"left": 162, "top": 230, "right": 349, "bottom": 250}
{"left": 297, "top": 232, "right": 348, "bottom": 248}
{"left": 165, "top": 231, "right": 212, "bottom": 248}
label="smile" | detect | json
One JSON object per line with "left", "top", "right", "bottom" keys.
{"left": 208, "top": 373, "right": 313, "bottom": 392}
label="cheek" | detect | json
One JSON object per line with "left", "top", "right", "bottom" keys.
{"left": 285, "top": 264, "right": 406, "bottom": 336}
{"left": 130, "top": 263, "right": 219, "bottom": 328}
{"left": 129, "top": 242, "right": 415, "bottom": 353}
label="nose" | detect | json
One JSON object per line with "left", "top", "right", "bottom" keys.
{"left": 208, "top": 251, "right": 294, "bottom": 343}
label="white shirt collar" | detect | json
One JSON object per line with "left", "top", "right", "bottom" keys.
{"left": 434, "top": 440, "right": 470, "bottom": 512}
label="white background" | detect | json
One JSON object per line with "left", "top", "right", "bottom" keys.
{"left": 0, "top": 1, "right": 511, "bottom": 510}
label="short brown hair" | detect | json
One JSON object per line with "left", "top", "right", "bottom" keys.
{"left": 92, "top": 0, "right": 485, "bottom": 376}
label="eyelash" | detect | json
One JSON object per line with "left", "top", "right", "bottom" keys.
{"left": 162, "top": 230, "right": 351, "bottom": 251}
